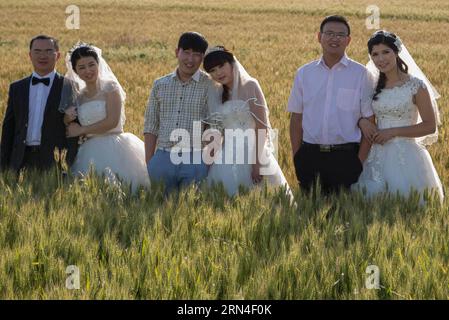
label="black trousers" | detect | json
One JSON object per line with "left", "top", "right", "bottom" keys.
{"left": 293, "top": 142, "right": 363, "bottom": 194}
{"left": 20, "top": 146, "right": 42, "bottom": 170}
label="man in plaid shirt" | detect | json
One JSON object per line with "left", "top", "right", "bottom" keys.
{"left": 144, "top": 32, "right": 212, "bottom": 194}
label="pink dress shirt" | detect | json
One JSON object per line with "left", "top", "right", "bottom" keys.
{"left": 287, "top": 54, "right": 374, "bottom": 145}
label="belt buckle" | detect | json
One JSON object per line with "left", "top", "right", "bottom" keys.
{"left": 320, "top": 144, "right": 331, "bottom": 152}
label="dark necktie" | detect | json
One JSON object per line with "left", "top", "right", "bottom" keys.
{"left": 31, "top": 77, "right": 50, "bottom": 86}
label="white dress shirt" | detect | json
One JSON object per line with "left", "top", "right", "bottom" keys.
{"left": 26, "top": 70, "right": 56, "bottom": 146}
{"left": 287, "top": 55, "right": 374, "bottom": 145}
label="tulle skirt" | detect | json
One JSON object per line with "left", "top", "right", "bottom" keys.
{"left": 352, "top": 138, "right": 444, "bottom": 203}
{"left": 207, "top": 142, "right": 293, "bottom": 199}
{"left": 71, "top": 132, "right": 150, "bottom": 191}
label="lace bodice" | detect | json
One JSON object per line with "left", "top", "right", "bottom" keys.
{"left": 210, "top": 99, "right": 256, "bottom": 130}
{"left": 78, "top": 100, "right": 124, "bottom": 136}
{"left": 373, "top": 76, "right": 426, "bottom": 129}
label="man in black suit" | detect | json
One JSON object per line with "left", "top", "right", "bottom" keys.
{"left": 0, "top": 35, "right": 78, "bottom": 172}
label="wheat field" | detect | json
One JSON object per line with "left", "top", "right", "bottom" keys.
{"left": 0, "top": 0, "right": 448, "bottom": 299}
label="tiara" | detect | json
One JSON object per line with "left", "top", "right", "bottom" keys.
{"left": 68, "top": 41, "right": 101, "bottom": 56}
{"left": 205, "top": 46, "right": 226, "bottom": 56}
{"left": 372, "top": 30, "right": 403, "bottom": 52}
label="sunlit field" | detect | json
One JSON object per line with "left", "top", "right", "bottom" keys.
{"left": 0, "top": 0, "right": 448, "bottom": 299}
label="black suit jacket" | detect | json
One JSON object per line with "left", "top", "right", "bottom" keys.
{"left": 0, "top": 73, "right": 79, "bottom": 172}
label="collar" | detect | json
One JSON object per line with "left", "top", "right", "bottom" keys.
{"left": 316, "top": 54, "right": 350, "bottom": 68}
{"left": 31, "top": 70, "right": 56, "bottom": 81}
{"left": 171, "top": 68, "right": 201, "bottom": 83}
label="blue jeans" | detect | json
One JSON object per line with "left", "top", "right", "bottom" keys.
{"left": 147, "top": 149, "right": 208, "bottom": 194}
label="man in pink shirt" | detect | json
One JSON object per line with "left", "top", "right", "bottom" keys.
{"left": 287, "top": 15, "right": 374, "bottom": 194}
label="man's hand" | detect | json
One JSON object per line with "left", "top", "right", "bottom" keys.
{"left": 290, "top": 113, "right": 303, "bottom": 159}
{"left": 251, "top": 163, "right": 262, "bottom": 184}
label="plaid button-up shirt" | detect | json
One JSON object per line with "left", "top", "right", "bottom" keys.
{"left": 144, "top": 69, "right": 212, "bottom": 149}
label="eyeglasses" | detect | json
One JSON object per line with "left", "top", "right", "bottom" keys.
{"left": 322, "top": 31, "right": 348, "bottom": 40}
{"left": 31, "top": 49, "right": 57, "bottom": 56}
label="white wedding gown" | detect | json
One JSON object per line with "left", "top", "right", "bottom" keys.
{"left": 71, "top": 96, "right": 150, "bottom": 191}
{"left": 207, "top": 99, "right": 292, "bottom": 198}
{"left": 352, "top": 76, "right": 443, "bottom": 202}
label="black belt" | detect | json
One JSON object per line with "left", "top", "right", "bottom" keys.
{"left": 301, "top": 141, "right": 359, "bottom": 152}
{"left": 25, "top": 145, "right": 41, "bottom": 153}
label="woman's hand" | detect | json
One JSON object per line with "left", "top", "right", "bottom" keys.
{"left": 359, "top": 118, "right": 378, "bottom": 144}
{"left": 64, "top": 106, "right": 78, "bottom": 125}
{"left": 251, "top": 163, "right": 263, "bottom": 184}
{"left": 373, "top": 128, "right": 397, "bottom": 145}
{"left": 66, "top": 122, "right": 84, "bottom": 138}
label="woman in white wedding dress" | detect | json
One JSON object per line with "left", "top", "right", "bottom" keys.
{"left": 62, "top": 43, "right": 150, "bottom": 191}
{"left": 202, "top": 46, "right": 292, "bottom": 199}
{"left": 353, "top": 31, "right": 443, "bottom": 203}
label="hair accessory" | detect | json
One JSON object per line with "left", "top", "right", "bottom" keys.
{"left": 205, "top": 46, "right": 226, "bottom": 56}
{"left": 372, "top": 30, "right": 403, "bottom": 52}
{"left": 68, "top": 41, "right": 99, "bottom": 56}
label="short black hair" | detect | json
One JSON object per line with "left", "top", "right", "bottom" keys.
{"left": 30, "top": 35, "right": 59, "bottom": 51}
{"left": 177, "top": 32, "right": 208, "bottom": 54}
{"left": 203, "top": 46, "right": 235, "bottom": 73}
{"left": 70, "top": 44, "right": 99, "bottom": 71}
{"left": 320, "top": 15, "right": 351, "bottom": 36}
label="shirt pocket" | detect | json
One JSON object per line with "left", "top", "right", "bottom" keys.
{"left": 336, "top": 88, "right": 357, "bottom": 111}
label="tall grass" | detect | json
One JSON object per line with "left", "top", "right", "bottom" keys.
{"left": 0, "top": 168, "right": 447, "bottom": 299}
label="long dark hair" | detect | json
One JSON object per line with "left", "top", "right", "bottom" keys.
{"left": 70, "top": 44, "right": 99, "bottom": 72}
{"left": 203, "top": 46, "right": 235, "bottom": 103}
{"left": 368, "top": 31, "right": 408, "bottom": 100}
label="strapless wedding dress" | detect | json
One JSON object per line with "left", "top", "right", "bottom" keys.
{"left": 71, "top": 100, "right": 150, "bottom": 191}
